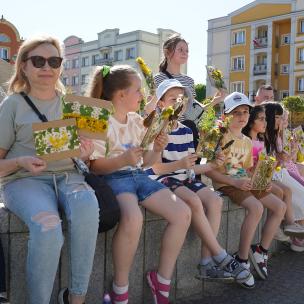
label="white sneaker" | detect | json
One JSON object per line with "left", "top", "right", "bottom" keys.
{"left": 284, "top": 223, "right": 304, "bottom": 238}
{"left": 274, "top": 227, "right": 290, "bottom": 242}
{"left": 290, "top": 237, "right": 304, "bottom": 252}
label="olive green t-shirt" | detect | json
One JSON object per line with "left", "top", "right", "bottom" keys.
{"left": 0, "top": 93, "right": 74, "bottom": 184}
{"left": 212, "top": 130, "right": 253, "bottom": 190}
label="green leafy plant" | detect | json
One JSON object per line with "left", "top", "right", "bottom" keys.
{"left": 282, "top": 96, "right": 304, "bottom": 112}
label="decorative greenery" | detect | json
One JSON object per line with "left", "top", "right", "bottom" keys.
{"left": 282, "top": 96, "right": 304, "bottom": 112}
{"left": 33, "top": 125, "right": 80, "bottom": 156}
{"left": 197, "top": 108, "right": 231, "bottom": 160}
{"left": 136, "top": 57, "right": 156, "bottom": 95}
{"left": 194, "top": 83, "right": 206, "bottom": 102}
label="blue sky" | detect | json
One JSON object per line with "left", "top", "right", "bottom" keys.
{"left": 2, "top": 0, "right": 252, "bottom": 84}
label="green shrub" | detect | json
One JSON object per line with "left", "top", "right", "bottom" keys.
{"left": 282, "top": 96, "right": 304, "bottom": 112}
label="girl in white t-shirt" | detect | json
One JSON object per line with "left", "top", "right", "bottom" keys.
{"left": 88, "top": 65, "right": 191, "bottom": 304}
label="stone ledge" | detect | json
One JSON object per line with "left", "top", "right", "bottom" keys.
{"left": 0, "top": 196, "right": 274, "bottom": 304}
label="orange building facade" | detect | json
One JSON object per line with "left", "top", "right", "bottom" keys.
{"left": 0, "top": 15, "right": 22, "bottom": 64}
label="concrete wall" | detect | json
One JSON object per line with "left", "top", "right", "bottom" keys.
{"left": 0, "top": 193, "right": 279, "bottom": 304}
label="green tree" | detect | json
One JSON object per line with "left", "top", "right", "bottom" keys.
{"left": 195, "top": 83, "right": 206, "bottom": 102}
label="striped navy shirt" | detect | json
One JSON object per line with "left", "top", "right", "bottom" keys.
{"left": 154, "top": 72, "right": 196, "bottom": 97}
{"left": 147, "top": 122, "right": 195, "bottom": 182}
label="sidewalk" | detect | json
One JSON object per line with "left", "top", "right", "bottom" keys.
{"left": 177, "top": 245, "right": 304, "bottom": 304}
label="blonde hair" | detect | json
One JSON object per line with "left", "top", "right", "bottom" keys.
{"left": 7, "top": 35, "right": 65, "bottom": 95}
{"left": 86, "top": 65, "right": 139, "bottom": 100}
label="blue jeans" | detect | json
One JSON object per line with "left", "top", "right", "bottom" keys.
{"left": 104, "top": 169, "right": 166, "bottom": 203}
{"left": 2, "top": 172, "right": 99, "bottom": 304}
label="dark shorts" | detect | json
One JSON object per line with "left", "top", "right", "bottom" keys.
{"left": 104, "top": 169, "right": 166, "bottom": 203}
{"left": 161, "top": 177, "right": 206, "bottom": 193}
{"left": 218, "top": 186, "right": 270, "bottom": 205}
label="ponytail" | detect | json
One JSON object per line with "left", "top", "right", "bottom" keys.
{"left": 86, "top": 65, "right": 139, "bottom": 100}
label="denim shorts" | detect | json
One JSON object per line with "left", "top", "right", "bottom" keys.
{"left": 161, "top": 177, "right": 206, "bottom": 193}
{"left": 104, "top": 169, "right": 166, "bottom": 203}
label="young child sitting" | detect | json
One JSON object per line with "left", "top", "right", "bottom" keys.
{"left": 206, "top": 92, "right": 286, "bottom": 288}
{"left": 148, "top": 79, "right": 252, "bottom": 286}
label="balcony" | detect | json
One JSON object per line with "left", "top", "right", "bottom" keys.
{"left": 94, "top": 58, "right": 114, "bottom": 66}
{"left": 253, "top": 37, "right": 268, "bottom": 49}
{"left": 253, "top": 64, "right": 267, "bottom": 75}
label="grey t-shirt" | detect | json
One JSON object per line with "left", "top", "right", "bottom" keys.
{"left": 0, "top": 93, "right": 75, "bottom": 184}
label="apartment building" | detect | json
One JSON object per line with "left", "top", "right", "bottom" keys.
{"left": 62, "top": 28, "right": 185, "bottom": 95}
{"left": 207, "top": 0, "right": 304, "bottom": 101}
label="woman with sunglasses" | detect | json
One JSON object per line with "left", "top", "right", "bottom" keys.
{"left": 0, "top": 35, "right": 99, "bottom": 304}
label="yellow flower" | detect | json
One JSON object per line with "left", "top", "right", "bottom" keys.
{"left": 269, "top": 156, "right": 276, "bottom": 162}
{"left": 259, "top": 153, "right": 266, "bottom": 160}
{"left": 49, "top": 132, "right": 68, "bottom": 150}
{"left": 161, "top": 106, "right": 174, "bottom": 119}
{"left": 275, "top": 166, "right": 281, "bottom": 172}
{"left": 77, "top": 117, "right": 87, "bottom": 129}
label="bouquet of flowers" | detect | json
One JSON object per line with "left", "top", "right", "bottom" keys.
{"left": 196, "top": 107, "right": 232, "bottom": 160}
{"left": 206, "top": 65, "right": 227, "bottom": 90}
{"left": 136, "top": 57, "right": 156, "bottom": 95}
{"left": 62, "top": 95, "right": 114, "bottom": 140}
{"left": 293, "top": 126, "right": 304, "bottom": 154}
{"left": 251, "top": 153, "right": 278, "bottom": 191}
{"left": 141, "top": 95, "right": 188, "bottom": 149}
{"left": 282, "top": 128, "right": 293, "bottom": 154}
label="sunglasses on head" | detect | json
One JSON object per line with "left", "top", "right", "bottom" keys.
{"left": 24, "top": 56, "right": 63, "bottom": 69}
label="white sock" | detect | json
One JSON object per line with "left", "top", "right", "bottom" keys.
{"left": 213, "top": 250, "right": 227, "bottom": 264}
{"left": 200, "top": 256, "right": 212, "bottom": 266}
{"left": 112, "top": 282, "right": 128, "bottom": 304}
{"left": 157, "top": 273, "right": 171, "bottom": 298}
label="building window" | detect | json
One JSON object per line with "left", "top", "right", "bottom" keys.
{"left": 0, "top": 34, "right": 10, "bottom": 42}
{"left": 81, "top": 74, "right": 89, "bottom": 85}
{"left": 298, "top": 48, "right": 304, "bottom": 63}
{"left": 280, "top": 91, "right": 289, "bottom": 99}
{"left": 299, "top": 20, "right": 304, "bottom": 33}
{"left": 281, "top": 34, "right": 290, "bottom": 45}
{"left": 0, "top": 48, "right": 9, "bottom": 60}
{"left": 298, "top": 77, "right": 304, "bottom": 92}
{"left": 62, "top": 77, "right": 69, "bottom": 86}
{"left": 64, "top": 60, "right": 71, "bottom": 70}
{"left": 114, "top": 50, "right": 123, "bottom": 61}
{"left": 82, "top": 57, "right": 89, "bottom": 67}
{"left": 103, "top": 52, "right": 109, "bottom": 60}
{"left": 232, "top": 30, "right": 245, "bottom": 45}
{"left": 231, "top": 56, "right": 245, "bottom": 71}
{"left": 72, "top": 76, "right": 79, "bottom": 86}
{"left": 72, "top": 58, "right": 79, "bottom": 69}
{"left": 92, "top": 54, "right": 100, "bottom": 65}
{"left": 280, "top": 64, "right": 289, "bottom": 74}
{"left": 126, "top": 47, "right": 135, "bottom": 59}
{"left": 230, "top": 81, "right": 245, "bottom": 94}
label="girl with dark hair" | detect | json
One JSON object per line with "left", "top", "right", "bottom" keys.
{"left": 243, "top": 105, "right": 304, "bottom": 241}
{"left": 264, "top": 102, "right": 304, "bottom": 251}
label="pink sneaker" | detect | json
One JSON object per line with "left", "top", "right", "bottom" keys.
{"left": 110, "top": 290, "right": 128, "bottom": 303}
{"left": 291, "top": 237, "right": 304, "bottom": 252}
{"left": 146, "top": 271, "right": 170, "bottom": 304}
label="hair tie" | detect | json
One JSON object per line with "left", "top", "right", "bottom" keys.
{"left": 101, "top": 65, "right": 111, "bottom": 78}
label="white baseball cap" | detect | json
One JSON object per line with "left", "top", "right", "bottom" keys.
{"left": 156, "top": 79, "right": 185, "bottom": 101}
{"left": 224, "top": 92, "right": 252, "bottom": 114}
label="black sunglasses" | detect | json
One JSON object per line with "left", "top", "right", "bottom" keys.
{"left": 24, "top": 56, "right": 63, "bottom": 69}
